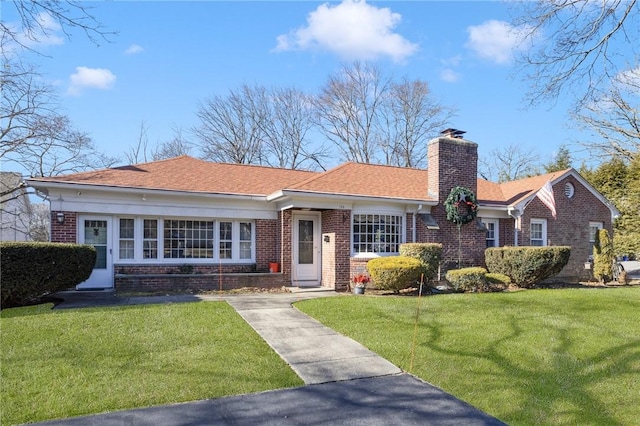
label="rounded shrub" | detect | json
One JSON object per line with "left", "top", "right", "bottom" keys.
{"left": 366, "top": 256, "right": 423, "bottom": 293}
{"left": 1, "top": 242, "right": 96, "bottom": 309}
{"left": 485, "top": 246, "right": 571, "bottom": 288}
{"left": 445, "top": 267, "right": 488, "bottom": 292}
{"left": 399, "top": 243, "right": 442, "bottom": 281}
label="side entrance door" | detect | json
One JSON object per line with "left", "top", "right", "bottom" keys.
{"left": 292, "top": 213, "right": 321, "bottom": 286}
{"left": 77, "top": 216, "right": 113, "bottom": 289}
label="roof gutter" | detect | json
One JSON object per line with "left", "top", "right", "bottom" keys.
{"left": 25, "top": 180, "right": 268, "bottom": 202}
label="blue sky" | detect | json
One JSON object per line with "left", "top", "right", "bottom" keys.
{"left": 7, "top": 1, "right": 585, "bottom": 172}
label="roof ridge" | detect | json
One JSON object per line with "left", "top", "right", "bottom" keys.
{"left": 287, "top": 162, "right": 352, "bottom": 189}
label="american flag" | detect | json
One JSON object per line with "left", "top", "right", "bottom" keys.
{"left": 536, "top": 179, "right": 557, "bottom": 219}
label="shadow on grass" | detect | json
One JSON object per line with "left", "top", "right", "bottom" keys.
{"left": 421, "top": 315, "right": 640, "bottom": 425}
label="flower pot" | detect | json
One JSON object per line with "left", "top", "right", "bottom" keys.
{"left": 353, "top": 286, "right": 365, "bottom": 295}
{"left": 268, "top": 262, "right": 280, "bottom": 273}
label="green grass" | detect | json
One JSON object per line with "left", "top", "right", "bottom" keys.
{"left": 296, "top": 288, "right": 640, "bottom": 425}
{"left": 1, "top": 302, "right": 303, "bottom": 425}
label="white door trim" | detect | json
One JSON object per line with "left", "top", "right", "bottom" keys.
{"left": 292, "top": 212, "right": 321, "bottom": 286}
{"left": 77, "top": 215, "right": 114, "bottom": 289}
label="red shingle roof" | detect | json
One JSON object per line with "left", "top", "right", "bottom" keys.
{"left": 30, "top": 156, "right": 566, "bottom": 205}
{"left": 286, "top": 162, "right": 432, "bottom": 201}
{"left": 30, "top": 156, "right": 318, "bottom": 196}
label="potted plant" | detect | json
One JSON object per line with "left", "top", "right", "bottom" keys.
{"left": 351, "top": 273, "right": 370, "bottom": 294}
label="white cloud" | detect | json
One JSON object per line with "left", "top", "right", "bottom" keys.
{"left": 67, "top": 67, "right": 116, "bottom": 96}
{"left": 274, "top": 0, "right": 418, "bottom": 63}
{"left": 441, "top": 69, "right": 461, "bottom": 83}
{"left": 465, "top": 20, "right": 530, "bottom": 65}
{"left": 125, "top": 44, "right": 144, "bottom": 55}
{"left": 616, "top": 66, "right": 640, "bottom": 89}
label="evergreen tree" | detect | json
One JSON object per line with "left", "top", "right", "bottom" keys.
{"left": 581, "top": 157, "right": 640, "bottom": 259}
{"left": 593, "top": 229, "right": 614, "bottom": 283}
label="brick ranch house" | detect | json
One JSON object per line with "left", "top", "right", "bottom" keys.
{"left": 27, "top": 131, "right": 618, "bottom": 292}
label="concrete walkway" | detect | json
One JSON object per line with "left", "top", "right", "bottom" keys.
{"left": 37, "top": 289, "right": 506, "bottom": 425}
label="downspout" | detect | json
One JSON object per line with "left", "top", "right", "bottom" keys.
{"left": 508, "top": 207, "right": 521, "bottom": 247}
{"left": 413, "top": 204, "right": 422, "bottom": 243}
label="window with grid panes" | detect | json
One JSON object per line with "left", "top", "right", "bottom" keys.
{"left": 119, "top": 218, "right": 135, "bottom": 259}
{"left": 352, "top": 214, "right": 403, "bottom": 254}
{"left": 164, "top": 220, "right": 214, "bottom": 259}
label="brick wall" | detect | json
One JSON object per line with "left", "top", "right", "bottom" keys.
{"left": 280, "top": 210, "right": 292, "bottom": 284}
{"left": 255, "top": 218, "right": 280, "bottom": 272}
{"left": 322, "top": 209, "right": 351, "bottom": 291}
{"left": 50, "top": 211, "right": 77, "bottom": 243}
{"left": 520, "top": 175, "right": 613, "bottom": 281}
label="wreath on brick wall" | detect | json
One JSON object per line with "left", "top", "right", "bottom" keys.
{"left": 445, "top": 186, "right": 478, "bottom": 225}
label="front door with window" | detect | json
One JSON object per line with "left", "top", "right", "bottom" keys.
{"left": 292, "top": 213, "right": 320, "bottom": 285}
{"left": 78, "top": 217, "right": 113, "bottom": 289}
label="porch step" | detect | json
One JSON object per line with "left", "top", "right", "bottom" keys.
{"left": 286, "top": 286, "right": 336, "bottom": 294}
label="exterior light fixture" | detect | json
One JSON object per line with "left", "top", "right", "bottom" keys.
{"left": 56, "top": 212, "right": 65, "bottom": 224}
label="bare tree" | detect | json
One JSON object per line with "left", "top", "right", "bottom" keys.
{"left": 124, "top": 121, "right": 151, "bottom": 164}
{"left": 2, "top": 54, "right": 115, "bottom": 178}
{"left": 152, "top": 127, "right": 193, "bottom": 160}
{"left": 379, "top": 78, "right": 453, "bottom": 168}
{"left": 315, "top": 62, "right": 391, "bottom": 164}
{"left": 479, "top": 144, "right": 541, "bottom": 182}
{"left": 193, "top": 85, "right": 264, "bottom": 164}
{"left": 1, "top": 2, "right": 115, "bottom": 180}
{"left": 573, "top": 69, "right": 640, "bottom": 162}
{"left": 315, "top": 62, "right": 452, "bottom": 167}
{"left": 28, "top": 202, "right": 50, "bottom": 241}
{"left": 2, "top": 0, "right": 114, "bottom": 55}
{"left": 255, "top": 86, "right": 329, "bottom": 170}
{"left": 512, "top": 0, "right": 639, "bottom": 109}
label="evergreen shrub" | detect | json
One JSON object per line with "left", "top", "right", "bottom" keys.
{"left": 485, "top": 246, "right": 571, "bottom": 288}
{"left": 445, "top": 267, "right": 489, "bottom": 292}
{"left": 366, "top": 256, "right": 423, "bottom": 293}
{"left": 593, "top": 229, "right": 614, "bottom": 283}
{"left": 1, "top": 242, "right": 96, "bottom": 309}
{"left": 399, "top": 243, "right": 442, "bottom": 281}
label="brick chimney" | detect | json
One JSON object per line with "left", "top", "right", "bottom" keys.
{"left": 425, "top": 129, "right": 482, "bottom": 270}
{"left": 427, "top": 129, "right": 478, "bottom": 202}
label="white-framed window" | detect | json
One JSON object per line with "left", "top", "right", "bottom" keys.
{"left": 530, "top": 218, "right": 547, "bottom": 246}
{"left": 164, "top": 219, "right": 214, "bottom": 259}
{"left": 589, "top": 222, "right": 604, "bottom": 254}
{"left": 116, "top": 217, "right": 254, "bottom": 263}
{"left": 118, "top": 218, "right": 135, "bottom": 259}
{"left": 143, "top": 219, "right": 158, "bottom": 259}
{"left": 352, "top": 214, "right": 403, "bottom": 255}
{"left": 239, "top": 222, "right": 252, "bottom": 260}
{"left": 482, "top": 219, "right": 499, "bottom": 248}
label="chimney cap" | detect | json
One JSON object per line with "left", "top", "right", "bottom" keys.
{"left": 441, "top": 128, "right": 466, "bottom": 138}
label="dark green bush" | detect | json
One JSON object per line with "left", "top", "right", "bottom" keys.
{"left": 485, "top": 246, "right": 571, "bottom": 288}
{"left": 399, "top": 243, "right": 442, "bottom": 281}
{"left": 1, "top": 242, "right": 96, "bottom": 309}
{"left": 366, "top": 256, "right": 423, "bottom": 293}
{"left": 445, "top": 267, "right": 488, "bottom": 292}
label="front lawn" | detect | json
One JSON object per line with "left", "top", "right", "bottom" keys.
{"left": 1, "top": 302, "right": 303, "bottom": 425}
{"left": 296, "top": 287, "right": 640, "bottom": 425}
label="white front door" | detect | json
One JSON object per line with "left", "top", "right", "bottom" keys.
{"left": 77, "top": 217, "right": 113, "bottom": 289}
{"left": 292, "top": 213, "right": 321, "bottom": 285}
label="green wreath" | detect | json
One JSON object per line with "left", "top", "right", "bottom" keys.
{"left": 445, "top": 186, "right": 478, "bottom": 225}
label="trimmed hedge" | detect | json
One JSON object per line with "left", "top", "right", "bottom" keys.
{"left": 1, "top": 242, "right": 96, "bottom": 309}
{"left": 399, "top": 243, "right": 442, "bottom": 281}
{"left": 366, "top": 256, "right": 423, "bottom": 293}
{"left": 445, "top": 267, "right": 489, "bottom": 292}
{"left": 485, "top": 246, "right": 571, "bottom": 288}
